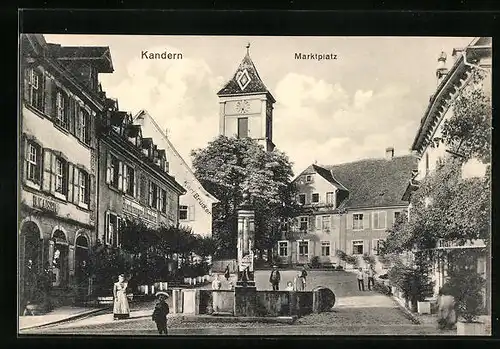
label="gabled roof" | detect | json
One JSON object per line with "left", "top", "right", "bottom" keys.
{"left": 311, "top": 164, "right": 349, "bottom": 191}
{"left": 47, "top": 44, "right": 114, "bottom": 73}
{"left": 217, "top": 48, "right": 275, "bottom": 102}
{"left": 298, "top": 155, "right": 418, "bottom": 209}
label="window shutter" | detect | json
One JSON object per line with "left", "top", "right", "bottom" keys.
{"left": 308, "top": 216, "right": 315, "bottom": 231}
{"left": 21, "top": 138, "right": 28, "bottom": 181}
{"left": 189, "top": 205, "right": 195, "bottom": 221}
{"left": 23, "top": 68, "right": 30, "bottom": 103}
{"left": 116, "top": 217, "right": 121, "bottom": 247}
{"left": 67, "top": 163, "right": 74, "bottom": 203}
{"left": 75, "top": 107, "right": 82, "bottom": 141}
{"left": 315, "top": 216, "right": 321, "bottom": 231}
{"left": 363, "top": 213, "right": 370, "bottom": 230}
{"left": 346, "top": 240, "right": 352, "bottom": 255}
{"left": 73, "top": 168, "right": 80, "bottom": 204}
{"left": 118, "top": 162, "right": 123, "bottom": 191}
{"left": 42, "top": 149, "right": 52, "bottom": 192}
{"left": 105, "top": 152, "right": 112, "bottom": 184}
{"left": 105, "top": 212, "right": 110, "bottom": 245}
{"left": 139, "top": 176, "right": 147, "bottom": 205}
{"left": 330, "top": 215, "right": 335, "bottom": 230}
{"left": 89, "top": 174, "right": 95, "bottom": 208}
{"left": 123, "top": 165, "right": 128, "bottom": 193}
{"left": 50, "top": 152, "right": 57, "bottom": 194}
{"left": 382, "top": 211, "right": 387, "bottom": 229}
{"left": 363, "top": 240, "right": 369, "bottom": 255}
{"left": 68, "top": 246, "right": 75, "bottom": 277}
{"left": 35, "top": 145, "right": 42, "bottom": 183}
{"left": 44, "top": 76, "right": 54, "bottom": 117}
{"left": 372, "top": 239, "right": 378, "bottom": 255}
{"left": 133, "top": 170, "right": 138, "bottom": 197}
{"left": 348, "top": 213, "right": 353, "bottom": 230}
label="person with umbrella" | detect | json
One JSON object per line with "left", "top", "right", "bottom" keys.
{"left": 152, "top": 291, "right": 170, "bottom": 335}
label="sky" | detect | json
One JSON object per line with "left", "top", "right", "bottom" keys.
{"left": 45, "top": 35, "right": 474, "bottom": 175}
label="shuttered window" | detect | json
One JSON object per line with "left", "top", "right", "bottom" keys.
{"left": 179, "top": 205, "right": 188, "bottom": 220}
{"left": 373, "top": 211, "right": 387, "bottom": 230}
{"left": 26, "top": 68, "right": 44, "bottom": 110}
{"left": 353, "top": 214, "right": 363, "bottom": 230}
{"left": 352, "top": 240, "right": 364, "bottom": 255}
{"left": 321, "top": 241, "right": 331, "bottom": 256}
{"left": 25, "top": 141, "right": 42, "bottom": 185}
{"left": 54, "top": 157, "right": 67, "bottom": 195}
{"left": 299, "top": 217, "right": 308, "bottom": 231}
{"left": 161, "top": 189, "right": 167, "bottom": 213}
{"left": 322, "top": 216, "right": 331, "bottom": 232}
{"left": 106, "top": 212, "right": 122, "bottom": 247}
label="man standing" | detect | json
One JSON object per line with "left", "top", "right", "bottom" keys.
{"left": 367, "top": 266, "right": 376, "bottom": 291}
{"left": 356, "top": 267, "right": 365, "bottom": 291}
{"left": 269, "top": 265, "right": 281, "bottom": 290}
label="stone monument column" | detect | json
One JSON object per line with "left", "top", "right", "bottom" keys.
{"left": 234, "top": 192, "right": 257, "bottom": 317}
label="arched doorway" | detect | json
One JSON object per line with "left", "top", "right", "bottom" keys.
{"left": 21, "top": 221, "right": 42, "bottom": 274}
{"left": 52, "top": 230, "right": 69, "bottom": 287}
{"left": 75, "top": 234, "right": 90, "bottom": 298}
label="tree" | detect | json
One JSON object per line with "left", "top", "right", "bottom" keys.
{"left": 191, "top": 135, "right": 298, "bottom": 259}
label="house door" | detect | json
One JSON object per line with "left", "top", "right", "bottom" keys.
{"left": 52, "top": 230, "right": 69, "bottom": 288}
{"left": 75, "top": 235, "right": 90, "bottom": 290}
{"left": 297, "top": 240, "right": 309, "bottom": 265}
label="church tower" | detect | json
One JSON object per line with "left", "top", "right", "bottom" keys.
{"left": 217, "top": 43, "right": 276, "bottom": 152}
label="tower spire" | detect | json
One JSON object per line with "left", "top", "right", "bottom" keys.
{"left": 246, "top": 42, "right": 250, "bottom": 54}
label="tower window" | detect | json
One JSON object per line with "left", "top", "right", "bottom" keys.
{"left": 237, "top": 117, "right": 248, "bottom": 138}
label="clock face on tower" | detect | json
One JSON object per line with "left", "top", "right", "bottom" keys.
{"left": 236, "top": 100, "right": 251, "bottom": 114}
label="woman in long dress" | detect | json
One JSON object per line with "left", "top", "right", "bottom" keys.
{"left": 113, "top": 274, "right": 130, "bottom": 320}
{"left": 294, "top": 270, "right": 306, "bottom": 291}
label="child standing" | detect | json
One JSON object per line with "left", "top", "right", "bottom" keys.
{"left": 152, "top": 292, "right": 170, "bottom": 335}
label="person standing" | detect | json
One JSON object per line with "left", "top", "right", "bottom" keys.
{"left": 269, "top": 265, "right": 281, "bottom": 290}
{"left": 294, "top": 270, "right": 306, "bottom": 291}
{"left": 152, "top": 292, "right": 170, "bottom": 335}
{"left": 367, "top": 266, "right": 376, "bottom": 291}
{"left": 212, "top": 274, "right": 222, "bottom": 290}
{"left": 113, "top": 274, "right": 130, "bottom": 320}
{"left": 356, "top": 267, "right": 365, "bottom": 291}
{"left": 224, "top": 265, "right": 230, "bottom": 281}
{"left": 437, "top": 286, "right": 457, "bottom": 330}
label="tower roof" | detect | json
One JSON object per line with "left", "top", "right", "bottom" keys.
{"left": 217, "top": 44, "right": 275, "bottom": 102}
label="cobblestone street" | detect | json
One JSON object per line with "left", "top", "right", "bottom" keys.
{"left": 20, "top": 270, "right": 455, "bottom": 336}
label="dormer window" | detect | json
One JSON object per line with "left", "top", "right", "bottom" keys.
{"left": 305, "top": 175, "right": 313, "bottom": 183}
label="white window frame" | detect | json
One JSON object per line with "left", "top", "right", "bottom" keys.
{"left": 77, "top": 169, "right": 89, "bottom": 208}
{"left": 299, "top": 216, "right": 308, "bottom": 231}
{"left": 124, "top": 164, "right": 135, "bottom": 197}
{"left": 352, "top": 240, "right": 364, "bottom": 255}
{"left": 26, "top": 142, "right": 41, "bottom": 185}
{"left": 55, "top": 157, "right": 66, "bottom": 196}
{"left": 81, "top": 109, "right": 90, "bottom": 145}
{"left": 372, "top": 211, "right": 387, "bottom": 230}
{"left": 326, "top": 192, "right": 334, "bottom": 205}
{"left": 311, "top": 193, "right": 320, "bottom": 203}
{"left": 28, "top": 68, "right": 43, "bottom": 110}
{"left": 179, "top": 205, "right": 188, "bottom": 221}
{"left": 110, "top": 155, "right": 120, "bottom": 188}
{"left": 278, "top": 240, "right": 289, "bottom": 257}
{"left": 305, "top": 175, "right": 313, "bottom": 183}
{"left": 161, "top": 189, "right": 167, "bottom": 213}
{"left": 352, "top": 213, "right": 364, "bottom": 231}
{"left": 55, "top": 90, "right": 67, "bottom": 129}
{"left": 321, "top": 241, "right": 331, "bottom": 257}
{"left": 106, "top": 212, "right": 122, "bottom": 247}
{"left": 322, "top": 215, "right": 331, "bottom": 232}
{"left": 298, "top": 240, "right": 309, "bottom": 257}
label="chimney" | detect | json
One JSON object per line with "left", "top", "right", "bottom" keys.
{"left": 436, "top": 51, "right": 448, "bottom": 85}
{"left": 385, "top": 147, "right": 394, "bottom": 160}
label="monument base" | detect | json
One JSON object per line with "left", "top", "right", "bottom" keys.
{"left": 236, "top": 280, "right": 256, "bottom": 288}
{"left": 234, "top": 285, "right": 257, "bottom": 317}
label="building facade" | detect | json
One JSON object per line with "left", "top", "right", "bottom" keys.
{"left": 19, "top": 34, "right": 113, "bottom": 304}
{"left": 133, "top": 110, "right": 219, "bottom": 237}
{"left": 276, "top": 148, "right": 417, "bottom": 270}
{"left": 217, "top": 45, "right": 276, "bottom": 152}
{"left": 97, "top": 105, "right": 186, "bottom": 247}
{"left": 407, "top": 37, "right": 492, "bottom": 311}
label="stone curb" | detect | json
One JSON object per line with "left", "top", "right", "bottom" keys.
{"left": 391, "top": 296, "right": 421, "bottom": 325}
{"left": 175, "top": 314, "right": 298, "bottom": 324}
{"left": 19, "top": 307, "right": 111, "bottom": 331}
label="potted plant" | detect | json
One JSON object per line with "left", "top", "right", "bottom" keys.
{"left": 447, "top": 269, "right": 486, "bottom": 335}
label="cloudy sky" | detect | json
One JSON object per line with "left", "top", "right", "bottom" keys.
{"left": 45, "top": 35, "right": 474, "bottom": 175}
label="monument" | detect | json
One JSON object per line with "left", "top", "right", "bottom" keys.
{"left": 234, "top": 191, "right": 257, "bottom": 316}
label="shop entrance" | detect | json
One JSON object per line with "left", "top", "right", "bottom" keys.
{"left": 75, "top": 235, "right": 90, "bottom": 297}
{"left": 52, "top": 230, "right": 69, "bottom": 288}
